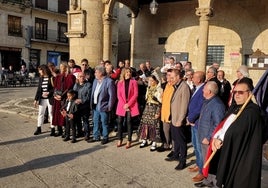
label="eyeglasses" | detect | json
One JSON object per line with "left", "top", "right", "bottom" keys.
{"left": 81, "top": 64, "right": 88, "bottom": 66}
{"left": 232, "top": 90, "right": 249, "bottom": 95}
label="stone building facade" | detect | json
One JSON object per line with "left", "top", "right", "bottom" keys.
{"left": 0, "top": 0, "right": 69, "bottom": 72}
{"left": 67, "top": 0, "right": 268, "bottom": 84}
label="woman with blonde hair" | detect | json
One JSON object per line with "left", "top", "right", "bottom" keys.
{"left": 116, "top": 68, "right": 139, "bottom": 149}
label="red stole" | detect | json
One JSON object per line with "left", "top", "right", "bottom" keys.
{"left": 202, "top": 117, "right": 228, "bottom": 177}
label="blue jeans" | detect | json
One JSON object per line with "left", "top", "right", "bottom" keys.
{"left": 93, "top": 109, "right": 109, "bottom": 140}
{"left": 191, "top": 126, "right": 203, "bottom": 173}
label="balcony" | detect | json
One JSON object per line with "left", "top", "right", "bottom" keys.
{"left": 26, "top": 26, "right": 69, "bottom": 45}
{"left": 1, "top": 0, "right": 32, "bottom": 7}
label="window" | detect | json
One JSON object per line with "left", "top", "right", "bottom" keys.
{"left": 58, "top": 0, "right": 69, "bottom": 14}
{"left": 58, "top": 22, "right": 68, "bottom": 43}
{"left": 35, "top": 18, "right": 47, "bottom": 40}
{"left": 206, "top": 45, "right": 225, "bottom": 65}
{"left": 35, "top": 0, "right": 48, "bottom": 9}
{"left": 8, "top": 15, "right": 22, "bottom": 37}
{"left": 30, "top": 49, "right": 40, "bottom": 72}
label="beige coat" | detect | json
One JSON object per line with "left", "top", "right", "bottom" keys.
{"left": 170, "top": 81, "right": 190, "bottom": 127}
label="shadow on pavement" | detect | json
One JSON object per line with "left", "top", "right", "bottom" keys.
{"left": 0, "top": 134, "right": 48, "bottom": 146}
{"left": 0, "top": 145, "right": 105, "bottom": 178}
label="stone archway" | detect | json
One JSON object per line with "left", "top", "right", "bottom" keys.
{"left": 67, "top": 0, "right": 214, "bottom": 69}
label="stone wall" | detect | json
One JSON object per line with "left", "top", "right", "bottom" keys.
{"left": 132, "top": 1, "right": 268, "bottom": 84}
{"left": 69, "top": 0, "right": 103, "bottom": 67}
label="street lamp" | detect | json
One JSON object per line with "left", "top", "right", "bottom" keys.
{"left": 150, "top": 0, "right": 158, "bottom": 15}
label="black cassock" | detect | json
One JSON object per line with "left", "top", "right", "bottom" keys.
{"left": 216, "top": 102, "right": 263, "bottom": 188}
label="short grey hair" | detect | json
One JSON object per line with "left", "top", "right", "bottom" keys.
{"left": 206, "top": 81, "right": 218, "bottom": 95}
{"left": 237, "top": 65, "right": 249, "bottom": 77}
{"left": 95, "top": 65, "right": 107, "bottom": 76}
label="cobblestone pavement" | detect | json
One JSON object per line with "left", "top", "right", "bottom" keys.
{"left": 0, "top": 87, "right": 267, "bottom": 188}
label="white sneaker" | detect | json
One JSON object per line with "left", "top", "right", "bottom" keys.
{"left": 140, "top": 140, "right": 147, "bottom": 148}
{"left": 150, "top": 142, "right": 157, "bottom": 151}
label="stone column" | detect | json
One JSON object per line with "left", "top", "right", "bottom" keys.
{"left": 68, "top": 0, "right": 103, "bottom": 66}
{"left": 195, "top": 7, "right": 213, "bottom": 72}
{"left": 130, "top": 13, "right": 135, "bottom": 67}
{"left": 103, "top": 13, "right": 112, "bottom": 61}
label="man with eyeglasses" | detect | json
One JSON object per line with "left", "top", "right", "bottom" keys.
{"left": 81, "top": 58, "right": 94, "bottom": 83}
{"left": 201, "top": 77, "right": 264, "bottom": 188}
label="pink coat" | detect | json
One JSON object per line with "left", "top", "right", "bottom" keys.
{"left": 116, "top": 79, "right": 139, "bottom": 117}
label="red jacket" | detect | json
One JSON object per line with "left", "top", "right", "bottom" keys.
{"left": 116, "top": 79, "right": 139, "bottom": 117}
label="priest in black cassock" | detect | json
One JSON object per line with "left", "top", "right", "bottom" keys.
{"left": 211, "top": 77, "right": 264, "bottom": 188}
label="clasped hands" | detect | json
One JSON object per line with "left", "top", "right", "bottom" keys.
{"left": 61, "top": 109, "right": 73, "bottom": 119}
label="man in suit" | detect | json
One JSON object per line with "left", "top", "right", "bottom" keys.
{"left": 187, "top": 71, "right": 206, "bottom": 182}
{"left": 90, "top": 65, "right": 116, "bottom": 144}
{"left": 165, "top": 69, "right": 190, "bottom": 170}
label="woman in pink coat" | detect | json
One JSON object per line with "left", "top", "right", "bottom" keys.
{"left": 116, "top": 68, "right": 139, "bottom": 149}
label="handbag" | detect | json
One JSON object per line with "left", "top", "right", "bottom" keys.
{"left": 54, "top": 89, "right": 63, "bottom": 96}
{"left": 54, "top": 75, "right": 65, "bottom": 96}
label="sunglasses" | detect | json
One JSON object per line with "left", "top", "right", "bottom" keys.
{"left": 232, "top": 90, "right": 249, "bottom": 95}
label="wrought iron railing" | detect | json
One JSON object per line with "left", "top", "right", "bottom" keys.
{"left": 26, "top": 26, "right": 68, "bottom": 44}
{"left": 1, "top": 0, "right": 32, "bottom": 7}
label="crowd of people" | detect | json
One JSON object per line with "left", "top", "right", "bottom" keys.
{"left": 0, "top": 64, "right": 30, "bottom": 86}
{"left": 33, "top": 57, "right": 266, "bottom": 188}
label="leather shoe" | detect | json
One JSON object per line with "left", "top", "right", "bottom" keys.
{"left": 192, "top": 173, "right": 204, "bottom": 182}
{"left": 157, "top": 147, "right": 167, "bottom": 152}
{"left": 63, "top": 137, "right": 70, "bottom": 142}
{"left": 165, "top": 156, "right": 179, "bottom": 162}
{"left": 88, "top": 138, "right": 100, "bottom": 143}
{"left": 84, "top": 136, "right": 90, "bottom": 141}
{"left": 167, "top": 151, "right": 174, "bottom": 158}
{"left": 101, "top": 139, "right": 109, "bottom": 145}
{"left": 194, "top": 182, "right": 213, "bottom": 187}
{"left": 188, "top": 166, "right": 199, "bottom": 172}
{"left": 174, "top": 162, "right": 186, "bottom": 170}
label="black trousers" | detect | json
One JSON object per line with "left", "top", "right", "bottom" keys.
{"left": 65, "top": 117, "right": 76, "bottom": 139}
{"left": 117, "top": 111, "right": 132, "bottom": 141}
{"left": 171, "top": 124, "right": 187, "bottom": 164}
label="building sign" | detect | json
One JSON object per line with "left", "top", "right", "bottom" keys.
{"left": 65, "top": 10, "right": 86, "bottom": 38}
{"left": 163, "top": 52, "right": 189, "bottom": 66}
